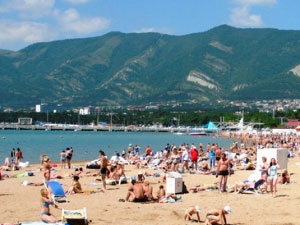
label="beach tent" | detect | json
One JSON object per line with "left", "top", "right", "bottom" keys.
{"left": 204, "top": 121, "right": 218, "bottom": 130}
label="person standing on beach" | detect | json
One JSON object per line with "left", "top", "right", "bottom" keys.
{"left": 128, "top": 144, "right": 133, "bottom": 155}
{"left": 269, "top": 158, "right": 280, "bottom": 198}
{"left": 209, "top": 148, "right": 216, "bottom": 169}
{"left": 10, "top": 148, "right": 16, "bottom": 163}
{"left": 190, "top": 146, "right": 198, "bottom": 172}
{"left": 145, "top": 146, "right": 152, "bottom": 156}
{"left": 216, "top": 153, "right": 231, "bottom": 193}
{"left": 99, "top": 150, "right": 108, "bottom": 191}
{"left": 182, "top": 146, "right": 190, "bottom": 173}
{"left": 42, "top": 156, "right": 52, "bottom": 181}
{"left": 60, "top": 150, "right": 66, "bottom": 169}
{"left": 16, "top": 148, "right": 23, "bottom": 164}
{"left": 66, "top": 147, "right": 73, "bottom": 169}
{"left": 214, "top": 144, "right": 221, "bottom": 163}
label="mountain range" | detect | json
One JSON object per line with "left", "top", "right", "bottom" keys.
{"left": 1, "top": 24, "right": 300, "bottom": 109}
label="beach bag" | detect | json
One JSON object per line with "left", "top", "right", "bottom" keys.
{"left": 86, "top": 164, "right": 100, "bottom": 169}
{"left": 182, "top": 182, "right": 189, "bottom": 194}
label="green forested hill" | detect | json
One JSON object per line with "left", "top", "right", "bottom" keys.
{"left": 1, "top": 25, "right": 300, "bottom": 108}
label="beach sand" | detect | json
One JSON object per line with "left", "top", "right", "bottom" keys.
{"left": 1, "top": 158, "right": 300, "bottom": 225}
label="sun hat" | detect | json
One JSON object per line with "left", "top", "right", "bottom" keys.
{"left": 224, "top": 205, "right": 232, "bottom": 214}
{"left": 138, "top": 171, "right": 143, "bottom": 175}
{"left": 195, "top": 205, "right": 201, "bottom": 212}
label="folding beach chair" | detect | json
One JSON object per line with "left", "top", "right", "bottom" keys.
{"left": 46, "top": 181, "right": 68, "bottom": 203}
{"left": 238, "top": 179, "right": 265, "bottom": 195}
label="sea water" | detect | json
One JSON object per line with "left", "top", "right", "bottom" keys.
{"left": 0, "top": 130, "right": 235, "bottom": 163}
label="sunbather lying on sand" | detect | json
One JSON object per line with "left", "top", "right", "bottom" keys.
{"left": 233, "top": 179, "right": 264, "bottom": 193}
{"left": 189, "top": 184, "right": 218, "bottom": 192}
{"left": 22, "top": 181, "right": 44, "bottom": 186}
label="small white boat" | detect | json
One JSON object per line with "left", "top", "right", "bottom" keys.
{"left": 174, "top": 132, "right": 185, "bottom": 135}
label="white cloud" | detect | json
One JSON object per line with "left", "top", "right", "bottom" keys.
{"left": 65, "top": 0, "right": 92, "bottom": 4}
{"left": 0, "top": 0, "right": 55, "bottom": 18}
{"left": 54, "top": 8, "right": 109, "bottom": 34}
{"left": 233, "top": 0, "right": 276, "bottom": 6}
{"left": 0, "top": 20, "right": 55, "bottom": 46}
{"left": 229, "top": 0, "right": 276, "bottom": 27}
{"left": 230, "top": 6, "right": 263, "bottom": 27}
{"left": 135, "top": 27, "right": 173, "bottom": 34}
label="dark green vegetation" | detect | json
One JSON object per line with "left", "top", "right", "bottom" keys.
{"left": 1, "top": 25, "right": 300, "bottom": 108}
{"left": 1, "top": 109, "right": 297, "bottom": 128}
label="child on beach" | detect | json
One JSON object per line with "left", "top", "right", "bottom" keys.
{"left": 279, "top": 169, "right": 290, "bottom": 184}
{"left": 137, "top": 171, "right": 145, "bottom": 183}
{"left": 205, "top": 205, "right": 231, "bottom": 225}
{"left": 67, "top": 175, "right": 83, "bottom": 194}
{"left": 184, "top": 205, "right": 201, "bottom": 223}
{"left": 156, "top": 185, "right": 166, "bottom": 201}
{"left": 40, "top": 188, "right": 59, "bottom": 223}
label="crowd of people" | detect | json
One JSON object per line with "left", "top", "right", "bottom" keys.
{"left": 1, "top": 131, "right": 298, "bottom": 224}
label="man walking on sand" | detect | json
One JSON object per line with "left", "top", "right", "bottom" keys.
{"left": 99, "top": 150, "right": 108, "bottom": 191}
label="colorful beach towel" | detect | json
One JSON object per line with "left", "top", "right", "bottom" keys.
{"left": 21, "top": 222, "right": 65, "bottom": 225}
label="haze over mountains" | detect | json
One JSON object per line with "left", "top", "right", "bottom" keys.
{"left": 1, "top": 25, "right": 300, "bottom": 108}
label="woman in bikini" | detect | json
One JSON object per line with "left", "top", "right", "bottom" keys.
{"left": 216, "top": 152, "right": 231, "bottom": 193}
{"left": 42, "top": 156, "right": 51, "bottom": 181}
{"left": 40, "top": 188, "right": 59, "bottom": 223}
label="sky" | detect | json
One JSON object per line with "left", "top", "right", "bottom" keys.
{"left": 0, "top": 0, "right": 300, "bottom": 50}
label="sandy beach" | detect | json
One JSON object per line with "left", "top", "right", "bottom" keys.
{"left": 1, "top": 157, "right": 300, "bottom": 225}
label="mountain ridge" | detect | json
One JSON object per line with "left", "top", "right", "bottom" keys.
{"left": 1, "top": 25, "right": 300, "bottom": 108}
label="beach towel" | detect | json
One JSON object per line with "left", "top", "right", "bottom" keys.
{"left": 19, "top": 161, "right": 30, "bottom": 168}
{"left": 21, "top": 222, "right": 64, "bottom": 225}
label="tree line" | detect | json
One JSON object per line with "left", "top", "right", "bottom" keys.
{"left": 1, "top": 109, "right": 299, "bottom": 128}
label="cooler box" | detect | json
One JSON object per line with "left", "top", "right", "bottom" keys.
{"left": 62, "top": 208, "right": 87, "bottom": 225}
{"left": 257, "top": 148, "right": 288, "bottom": 170}
{"left": 166, "top": 172, "right": 183, "bottom": 194}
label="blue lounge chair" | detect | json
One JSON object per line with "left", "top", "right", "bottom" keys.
{"left": 46, "top": 181, "right": 68, "bottom": 203}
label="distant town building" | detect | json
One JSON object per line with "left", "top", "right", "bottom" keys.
{"left": 286, "top": 119, "right": 300, "bottom": 129}
{"left": 18, "top": 117, "right": 32, "bottom": 125}
{"left": 36, "top": 103, "right": 65, "bottom": 113}
{"left": 79, "top": 106, "right": 96, "bottom": 115}
{"left": 145, "top": 105, "right": 159, "bottom": 110}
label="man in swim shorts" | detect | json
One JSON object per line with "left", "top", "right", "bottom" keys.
{"left": 126, "top": 179, "right": 147, "bottom": 202}
{"left": 99, "top": 150, "right": 108, "bottom": 191}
